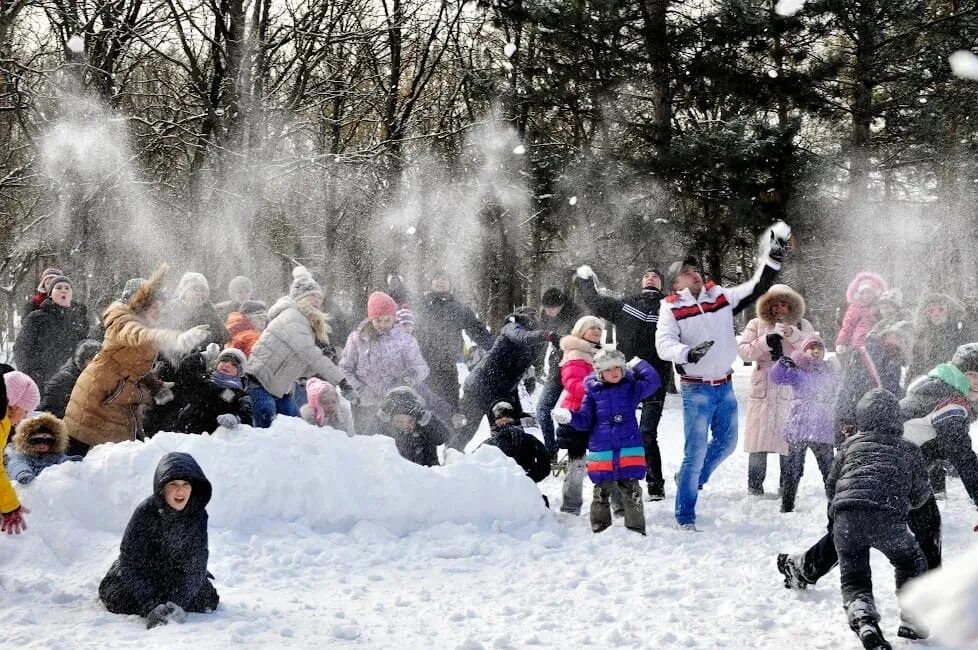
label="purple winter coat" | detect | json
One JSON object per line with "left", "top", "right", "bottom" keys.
{"left": 568, "top": 360, "right": 660, "bottom": 483}
{"left": 768, "top": 355, "right": 839, "bottom": 444}
{"left": 340, "top": 323, "right": 430, "bottom": 407}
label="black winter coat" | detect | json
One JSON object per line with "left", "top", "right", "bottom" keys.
{"left": 463, "top": 315, "right": 549, "bottom": 410}
{"left": 40, "top": 340, "right": 101, "bottom": 418}
{"left": 575, "top": 279, "right": 671, "bottom": 395}
{"left": 536, "top": 302, "right": 584, "bottom": 380}
{"left": 827, "top": 389, "right": 931, "bottom": 518}
{"left": 13, "top": 299, "right": 89, "bottom": 389}
{"left": 387, "top": 417, "right": 450, "bottom": 467}
{"left": 835, "top": 338, "right": 905, "bottom": 431}
{"left": 175, "top": 376, "right": 253, "bottom": 434}
{"left": 483, "top": 424, "right": 551, "bottom": 483}
{"left": 417, "top": 292, "right": 494, "bottom": 368}
{"left": 99, "top": 453, "right": 218, "bottom": 617}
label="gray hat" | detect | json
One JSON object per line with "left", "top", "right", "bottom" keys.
{"left": 228, "top": 275, "right": 253, "bottom": 296}
{"left": 290, "top": 266, "right": 323, "bottom": 302}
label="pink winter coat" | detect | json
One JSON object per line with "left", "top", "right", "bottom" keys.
{"left": 738, "top": 285, "right": 814, "bottom": 455}
{"left": 557, "top": 335, "right": 599, "bottom": 412}
{"left": 835, "top": 272, "right": 886, "bottom": 350}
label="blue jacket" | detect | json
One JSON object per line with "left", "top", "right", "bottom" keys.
{"left": 569, "top": 360, "right": 660, "bottom": 483}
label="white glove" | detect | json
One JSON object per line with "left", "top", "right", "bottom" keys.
{"left": 177, "top": 325, "right": 209, "bottom": 353}
{"left": 627, "top": 356, "right": 642, "bottom": 369}
{"left": 772, "top": 322, "right": 785, "bottom": 336}
{"left": 576, "top": 265, "right": 595, "bottom": 280}
{"left": 553, "top": 407, "right": 572, "bottom": 425}
{"left": 202, "top": 342, "right": 221, "bottom": 362}
{"left": 216, "top": 413, "right": 240, "bottom": 429}
{"left": 154, "top": 382, "right": 175, "bottom": 405}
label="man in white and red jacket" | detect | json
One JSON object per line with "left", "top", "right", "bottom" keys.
{"left": 656, "top": 223, "right": 790, "bottom": 530}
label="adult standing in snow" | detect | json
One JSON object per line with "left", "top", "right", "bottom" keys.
{"left": 737, "top": 284, "right": 814, "bottom": 497}
{"left": 656, "top": 222, "right": 789, "bottom": 531}
{"left": 40, "top": 339, "right": 101, "bottom": 418}
{"left": 14, "top": 274, "right": 90, "bottom": 391}
{"left": 246, "top": 267, "right": 353, "bottom": 428}
{"left": 533, "top": 287, "right": 583, "bottom": 459}
{"left": 99, "top": 452, "right": 219, "bottom": 628}
{"left": 64, "top": 265, "right": 210, "bottom": 454}
{"left": 575, "top": 264, "right": 673, "bottom": 501}
{"left": 450, "top": 306, "right": 558, "bottom": 451}
{"left": 907, "top": 294, "right": 966, "bottom": 384}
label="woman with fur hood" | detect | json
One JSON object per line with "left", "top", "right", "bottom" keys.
{"left": 738, "top": 284, "right": 815, "bottom": 496}
{"left": 835, "top": 271, "right": 887, "bottom": 357}
{"left": 63, "top": 265, "right": 210, "bottom": 455}
{"left": 907, "top": 293, "right": 966, "bottom": 384}
{"left": 4, "top": 412, "right": 80, "bottom": 484}
{"left": 247, "top": 267, "right": 353, "bottom": 428}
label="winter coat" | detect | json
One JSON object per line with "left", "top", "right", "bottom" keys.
{"left": 299, "top": 400, "right": 356, "bottom": 435}
{"left": 13, "top": 299, "right": 90, "bottom": 390}
{"left": 463, "top": 314, "right": 550, "bottom": 410}
{"left": 835, "top": 272, "right": 887, "bottom": 350}
{"left": 483, "top": 424, "right": 551, "bottom": 483}
{"left": 174, "top": 375, "right": 253, "bottom": 434}
{"left": 99, "top": 453, "right": 217, "bottom": 617}
{"left": 0, "top": 379, "right": 19, "bottom": 514}
{"left": 4, "top": 413, "right": 79, "bottom": 484}
{"left": 382, "top": 416, "right": 450, "bottom": 467}
{"left": 576, "top": 278, "right": 672, "bottom": 390}
{"left": 907, "top": 294, "right": 966, "bottom": 382}
{"left": 568, "top": 360, "right": 660, "bottom": 483}
{"left": 416, "top": 291, "right": 494, "bottom": 371}
{"left": 557, "top": 335, "right": 600, "bottom": 412}
{"left": 835, "top": 337, "right": 905, "bottom": 431}
{"left": 64, "top": 302, "right": 180, "bottom": 447}
{"left": 657, "top": 262, "right": 780, "bottom": 381}
{"left": 769, "top": 354, "right": 839, "bottom": 445}
{"left": 248, "top": 297, "right": 346, "bottom": 398}
{"left": 901, "top": 365, "right": 978, "bottom": 503}
{"left": 826, "top": 389, "right": 931, "bottom": 518}
{"left": 40, "top": 339, "right": 101, "bottom": 418}
{"left": 340, "top": 323, "right": 430, "bottom": 407}
{"left": 738, "top": 285, "right": 814, "bottom": 454}
{"left": 163, "top": 301, "right": 229, "bottom": 348}
{"left": 224, "top": 312, "right": 260, "bottom": 358}
{"left": 536, "top": 301, "right": 584, "bottom": 380}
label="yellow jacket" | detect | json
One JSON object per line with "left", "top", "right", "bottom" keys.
{"left": 0, "top": 416, "right": 20, "bottom": 514}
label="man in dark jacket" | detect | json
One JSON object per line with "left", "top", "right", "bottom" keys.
{"left": 534, "top": 287, "right": 584, "bottom": 459}
{"left": 827, "top": 389, "right": 931, "bottom": 648}
{"left": 483, "top": 400, "right": 552, "bottom": 484}
{"left": 377, "top": 387, "right": 449, "bottom": 467}
{"left": 451, "top": 307, "right": 558, "bottom": 451}
{"left": 99, "top": 452, "right": 218, "bottom": 628}
{"left": 40, "top": 339, "right": 101, "bottom": 418}
{"left": 13, "top": 275, "right": 90, "bottom": 389}
{"left": 576, "top": 265, "right": 672, "bottom": 500}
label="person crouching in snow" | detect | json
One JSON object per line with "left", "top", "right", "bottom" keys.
{"left": 99, "top": 452, "right": 219, "bottom": 629}
{"left": 300, "top": 377, "right": 357, "bottom": 436}
{"left": 554, "top": 349, "right": 659, "bottom": 534}
{"left": 4, "top": 412, "right": 80, "bottom": 484}
{"left": 377, "top": 387, "right": 449, "bottom": 467}
{"left": 482, "top": 400, "right": 552, "bottom": 486}
{"left": 174, "top": 347, "right": 253, "bottom": 434}
{"left": 0, "top": 369, "right": 41, "bottom": 534}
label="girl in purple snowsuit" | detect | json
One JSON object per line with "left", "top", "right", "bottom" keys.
{"left": 769, "top": 334, "right": 839, "bottom": 512}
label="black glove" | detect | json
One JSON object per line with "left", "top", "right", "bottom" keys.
{"left": 769, "top": 231, "right": 789, "bottom": 263}
{"left": 766, "top": 333, "right": 784, "bottom": 361}
{"left": 686, "top": 340, "right": 714, "bottom": 364}
{"left": 146, "top": 603, "right": 170, "bottom": 629}
{"left": 523, "top": 375, "right": 537, "bottom": 395}
{"left": 779, "top": 355, "right": 797, "bottom": 369}
{"left": 338, "top": 379, "right": 360, "bottom": 407}
{"left": 544, "top": 330, "right": 561, "bottom": 346}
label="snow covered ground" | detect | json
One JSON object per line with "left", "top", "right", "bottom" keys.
{"left": 1, "top": 362, "right": 976, "bottom": 649}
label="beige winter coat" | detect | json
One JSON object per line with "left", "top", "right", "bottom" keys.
{"left": 738, "top": 284, "right": 814, "bottom": 455}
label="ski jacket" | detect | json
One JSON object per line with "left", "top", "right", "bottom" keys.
{"left": 340, "top": 323, "right": 430, "bottom": 407}
{"left": 835, "top": 272, "right": 887, "bottom": 349}
{"left": 463, "top": 314, "right": 549, "bottom": 409}
{"left": 769, "top": 356, "right": 839, "bottom": 445}
{"left": 557, "top": 335, "right": 599, "bottom": 412}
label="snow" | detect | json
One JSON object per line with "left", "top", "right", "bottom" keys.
{"left": 66, "top": 34, "right": 85, "bottom": 54}
{"left": 774, "top": 0, "right": 806, "bottom": 17}
{"left": 512, "top": 145, "right": 526, "bottom": 155}
{"left": 2, "top": 364, "right": 975, "bottom": 648}
{"left": 569, "top": 195, "right": 578, "bottom": 205}
{"left": 503, "top": 43, "right": 517, "bottom": 59}
{"left": 903, "top": 542, "right": 978, "bottom": 646}
{"left": 949, "top": 50, "right": 978, "bottom": 81}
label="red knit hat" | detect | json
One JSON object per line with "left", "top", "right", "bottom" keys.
{"left": 367, "top": 291, "right": 398, "bottom": 320}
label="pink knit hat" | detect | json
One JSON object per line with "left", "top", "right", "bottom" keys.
{"left": 4, "top": 371, "right": 40, "bottom": 413}
{"left": 305, "top": 377, "right": 337, "bottom": 426}
{"left": 367, "top": 291, "right": 398, "bottom": 320}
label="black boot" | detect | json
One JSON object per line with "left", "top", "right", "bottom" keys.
{"left": 776, "top": 553, "right": 810, "bottom": 590}
{"left": 780, "top": 483, "right": 797, "bottom": 513}
{"left": 854, "top": 619, "right": 891, "bottom": 650}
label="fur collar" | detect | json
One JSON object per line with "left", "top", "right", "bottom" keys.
{"left": 13, "top": 413, "right": 69, "bottom": 455}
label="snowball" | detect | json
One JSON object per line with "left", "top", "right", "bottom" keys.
{"left": 512, "top": 145, "right": 526, "bottom": 155}
{"left": 503, "top": 42, "right": 517, "bottom": 59}
{"left": 774, "top": 0, "right": 806, "bottom": 16}
{"left": 569, "top": 196, "right": 578, "bottom": 206}
{"left": 406, "top": 226, "right": 416, "bottom": 235}
{"left": 767, "top": 69, "right": 779, "bottom": 78}
{"left": 903, "top": 543, "right": 978, "bottom": 646}
{"left": 66, "top": 34, "right": 84, "bottom": 54}
{"left": 950, "top": 50, "right": 978, "bottom": 80}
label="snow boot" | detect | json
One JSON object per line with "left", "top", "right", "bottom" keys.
{"left": 897, "top": 612, "right": 929, "bottom": 640}
{"left": 776, "top": 553, "right": 809, "bottom": 590}
{"left": 854, "top": 619, "right": 890, "bottom": 650}
{"left": 847, "top": 599, "right": 890, "bottom": 650}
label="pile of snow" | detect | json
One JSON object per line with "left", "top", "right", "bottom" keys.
{"left": 903, "top": 542, "right": 978, "bottom": 647}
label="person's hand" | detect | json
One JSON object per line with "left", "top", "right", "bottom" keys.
{"left": 146, "top": 603, "right": 170, "bottom": 629}
{"left": 338, "top": 379, "right": 360, "bottom": 407}
{"left": 768, "top": 225, "right": 791, "bottom": 263}
{"left": 523, "top": 375, "right": 537, "bottom": 395}
{"left": 0, "top": 505, "right": 29, "bottom": 534}
{"left": 216, "top": 413, "right": 239, "bottom": 429}
{"left": 154, "top": 381, "right": 176, "bottom": 406}
{"left": 779, "top": 356, "right": 797, "bottom": 369}
{"left": 177, "top": 325, "right": 210, "bottom": 353}
{"left": 576, "top": 265, "right": 595, "bottom": 280}
{"left": 553, "top": 408, "right": 572, "bottom": 425}
{"left": 201, "top": 342, "right": 221, "bottom": 363}
{"left": 686, "top": 340, "right": 714, "bottom": 364}
{"left": 766, "top": 333, "right": 784, "bottom": 360}
{"left": 544, "top": 331, "right": 561, "bottom": 346}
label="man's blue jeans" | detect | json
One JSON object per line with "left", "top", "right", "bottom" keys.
{"left": 535, "top": 377, "right": 563, "bottom": 457}
{"left": 248, "top": 383, "right": 299, "bottom": 428}
{"left": 675, "top": 381, "right": 738, "bottom": 525}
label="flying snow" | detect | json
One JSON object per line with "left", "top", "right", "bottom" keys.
{"left": 949, "top": 50, "right": 978, "bottom": 80}
{"left": 66, "top": 34, "right": 85, "bottom": 54}
{"left": 569, "top": 196, "right": 578, "bottom": 206}
{"left": 504, "top": 43, "right": 517, "bottom": 59}
{"left": 512, "top": 145, "right": 526, "bottom": 155}
{"left": 774, "top": 0, "right": 806, "bottom": 16}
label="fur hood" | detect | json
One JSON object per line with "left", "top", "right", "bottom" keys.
{"left": 12, "top": 413, "right": 69, "bottom": 455}
{"left": 559, "top": 334, "right": 599, "bottom": 364}
{"left": 914, "top": 293, "right": 965, "bottom": 328}
{"left": 756, "top": 284, "right": 806, "bottom": 325}
{"left": 845, "top": 271, "right": 887, "bottom": 304}
{"left": 127, "top": 263, "right": 169, "bottom": 314}
{"left": 268, "top": 296, "right": 331, "bottom": 343}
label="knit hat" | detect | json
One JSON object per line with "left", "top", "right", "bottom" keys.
{"left": 121, "top": 277, "right": 145, "bottom": 303}
{"left": 570, "top": 315, "right": 604, "bottom": 339}
{"left": 378, "top": 387, "right": 427, "bottom": 423}
{"left": 305, "top": 377, "right": 338, "bottom": 426}
{"left": 396, "top": 307, "right": 415, "bottom": 327}
{"left": 593, "top": 348, "right": 627, "bottom": 374}
{"left": 541, "top": 287, "right": 570, "bottom": 308}
{"left": 239, "top": 300, "right": 268, "bottom": 316}
{"left": 490, "top": 399, "right": 522, "bottom": 422}
{"left": 800, "top": 333, "right": 825, "bottom": 352}
{"left": 367, "top": 291, "right": 398, "bottom": 319}
{"left": 290, "top": 266, "right": 323, "bottom": 302}
{"left": 47, "top": 275, "right": 71, "bottom": 291}
{"left": 4, "top": 371, "right": 40, "bottom": 413}
{"left": 666, "top": 256, "right": 699, "bottom": 290}
{"left": 175, "top": 272, "right": 210, "bottom": 300}
{"left": 217, "top": 347, "right": 247, "bottom": 373}
{"left": 37, "top": 267, "right": 64, "bottom": 293}
{"left": 952, "top": 343, "right": 978, "bottom": 374}
{"left": 228, "top": 275, "right": 253, "bottom": 297}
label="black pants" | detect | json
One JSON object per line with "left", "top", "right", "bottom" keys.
{"left": 833, "top": 508, "right": 926, "bottom": 623}
{"left": 67, "top": 437, "right": 92, "bottom": 458}
{"left": 747, "top": 452, "right": 788, "bottom": 493}
{"left": 100, "top": 569, "right": 219, "bottom": 615}
{"left": 799, "top": 496, "right": 942, "bottom": 583}
{"left": 426, "top": 356, "right": 461, "bottom": 411}
{"left": 640, "top": 392, "right": 666, "bottom": 495}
